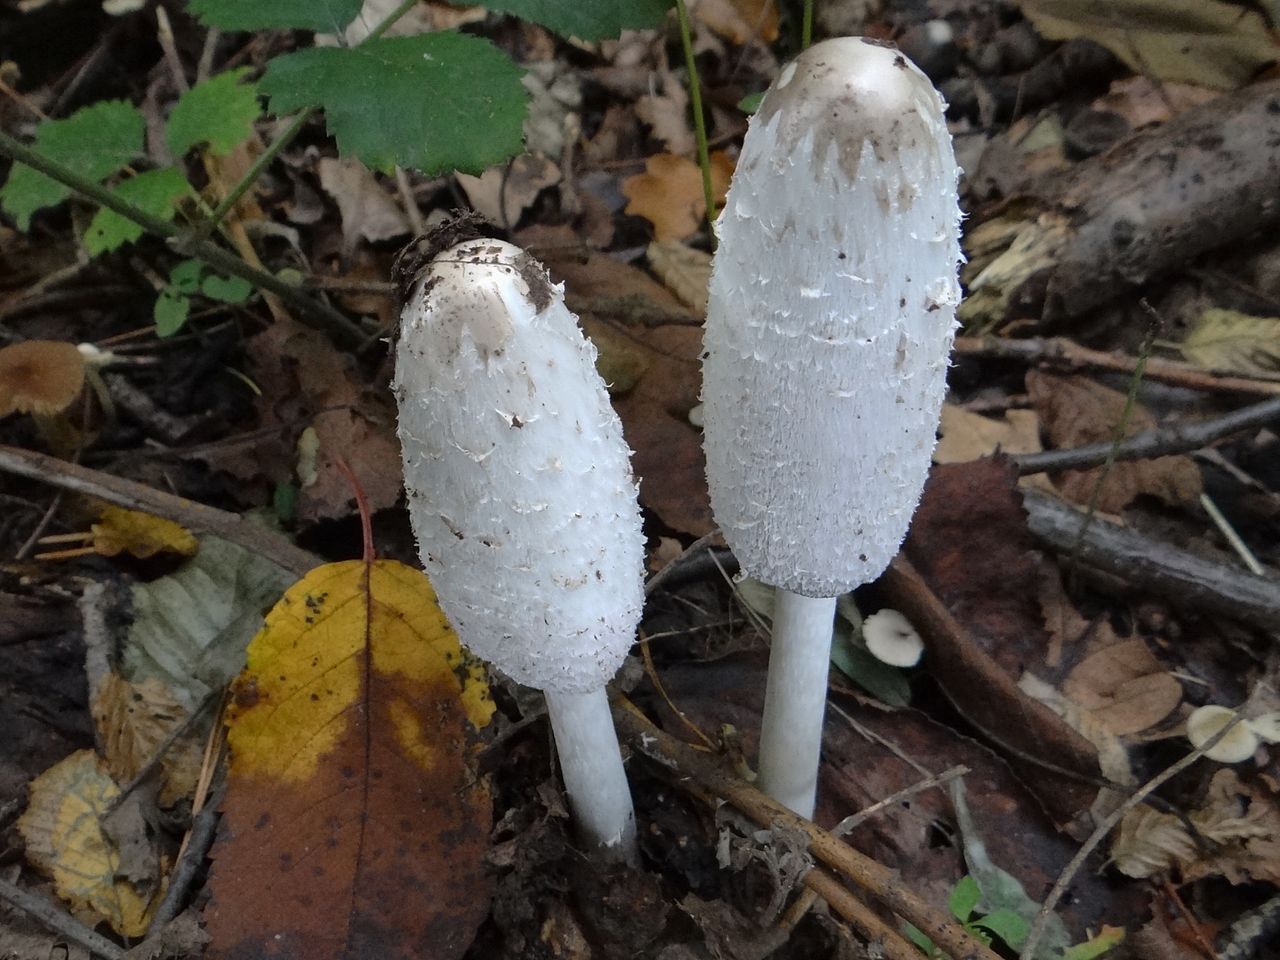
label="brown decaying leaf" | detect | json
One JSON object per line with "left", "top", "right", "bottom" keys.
{"left": 1112, "top": 769, "right": 1280, "bottom": 883}
{"left": 91, "top": 673, "right": 203, "bottom": 807}
{"left": 210, "top": 316, "right": 402, "bottom": 522}
{"left": 456, "top": 154, "right": 562, "bottom": 229}
{"left": 1095, "top": 77, "right": 1218, "bottom": 130}
{"left": 622, "top": 152, "right": 734, "bottom": 242}
{"left": 1025, "top": 370, "right": 1202, "bottom": 512}
{"left": 205, "top": 559, "right": 494, "bottom": 960}
{"left": 92, "top": 505, "right": 198, "bottom": 559}
{"left": 903, "top": 458, "right": 1102, "bottom": 824}
{"left": 317, "top": 157, "right": 411, "bottom": 256}
{"left": 1062, "top": 637, "right": 1182, "bottom": 736}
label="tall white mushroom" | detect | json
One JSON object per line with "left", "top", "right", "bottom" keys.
{"left": 395, "top": 238, "right": 644, "bottom": 861}
{"left": 702, "top": 38, "right": 962, "bottom": 817}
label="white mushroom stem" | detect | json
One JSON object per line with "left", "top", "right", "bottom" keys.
{"left": 545, "top": 688, "right": 636, "bottom": 861}
{"left": 756, "top": 591, "right": 837, "bottom": 819}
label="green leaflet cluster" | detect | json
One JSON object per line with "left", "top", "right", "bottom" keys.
{"left": 0, "top": 0, "right": 673, "bottom": 331}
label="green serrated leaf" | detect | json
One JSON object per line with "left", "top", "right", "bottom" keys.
{"left": 84, "top": 168, "right": 190, "bottom": 255}
{"left": 948, "top": 876, "right": 981, "bottom": 922}
{"left": 972, "top": 909, "right": 1030, "bottom": 948}
{"left": 167, "top": 68, "right": 262, "bottom": 157}
{"left": 1181, "top": 308, "right": 1280, "bottom": 378}
{"left": 1, "top": 100, "right": 144, "bottom": 231}
{"left": 155, "top": 289, "right": 192, "bottom": 337}
{"left": 484, "top": 0, "right": 671, "bottom": 39}
{"left": 169, "top": 259, "right": 205, "bottom": 294}
{"left": 201, "top": 273, "right": 253, "bottom": 304}
{"left": 187, "top": 0, "right": 362, "bottom": 33}
{"left": 260, "top": 33, "right": 527, "bottom": 174}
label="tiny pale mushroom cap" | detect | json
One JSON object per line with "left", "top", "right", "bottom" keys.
{"left": 862, "top": 608, "right": 924, "bottom": 667}
{"left": 1186, "top": 705, "right": 1259, "bottom": 763}
{"left": 0, "top": 340, "right": 86, "bottom": 417}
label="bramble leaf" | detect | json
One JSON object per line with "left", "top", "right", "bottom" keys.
{"left": 155, "top": 290, "right": 192, "bottom": 338}
{"left": 187, "top": 0, "right": 363, "bottom": 33}
{"left": 0, "top": 100, "right": 144, "bottom": 230}
{"left": 84, "top": 167, "right": 190, "bottom": 255}
{"left": 260, "top": 33, "right": 527, "bottom": 174}
{"left": 484, "top": 0, "right": 672, "bottom": 39}
{"left": 201, "top": 272, "right": 253, "bottom": 304}
{"left": 948, "top": 875, "right": 981, "bottom": 922}
{"left": 167, "top": 68, "right": 262, "bottom": 157}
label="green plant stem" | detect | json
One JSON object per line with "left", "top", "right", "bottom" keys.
{"left": 802, "top": 0, "right": 814, "bottom": 49}
{"left": 198, "top": 0, "right": 419, "bottom": 236}
{"left": 674, "top": 0, "right": 717, "bottom": 247}
{"left": 202, "top": 108, "right": 313, "bottom": 231}
{"left": 0, "top": 129, "right": 365, "bottom": 345}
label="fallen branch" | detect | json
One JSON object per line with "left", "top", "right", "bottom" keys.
{"left": 0, "top": 444, "right": 318, "bottom": 577}
{"left": 954, "top": 335, "right": 1280, "bottom": 397}
{"left": 1021, "top": 488, "right": 1280, "bottom": 630}
{"left": 0, "top": 875, "right": 123, "bottom": 960}
{"left": 612, "top": 697, "right": 1003, "bottom": 960}
{"left": 1013, "top": 395, "right": 1280, "bottom": 474}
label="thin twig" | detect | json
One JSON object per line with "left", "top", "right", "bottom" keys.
{"left": 954, "top": 335, "right": 1280, "bottom": 396}
{"left": 149, "top": 782, "right": 225, "bottom": 928}
{"left": 1019, "top": 711, "right": 1247, "bottom": 960}
{"left": 832, "top": 765, "right": 970, "bottom": 837}
{"left": 673, "top": 0, "right": 717, "bottom": 246}
{"left": 613, "top": 696, "right": 1003, "bottom": 960}
{"left": 0, "top": 443, "right": 318, "bottom": 577}
{"left": 1013, "top": 395, "right": 1280, "bottom": 474}
{"left": 0, "top": 876, "right": 123, "bottom": 960}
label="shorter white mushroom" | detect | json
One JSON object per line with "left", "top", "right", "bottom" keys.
{"left": 395, "top": 237, "right": 645, "bottom": 861}
{"left": 1186, "top": 705, "right": 1258, "bottom": 764}
{"left": 862, "top": 608, "right": 924, "bottom": 668}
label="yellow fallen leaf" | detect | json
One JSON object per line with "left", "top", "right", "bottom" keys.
{"left": 205, "top": 558, "right": 495, "bottom": 960}
{"left": 647, "top": 240, "right": 712, "bottom": 313}
{"left": 93, "top": 505, "right": 198, "bottom": 559}
{"left": 17, "top": 750, "right": 162, "bottom": 937}
{"left": 1020, "top": 0, "right": 1278, "bottom": 91}
{"left": 1181, "top": 308, "right": 1280, "bottom": 379}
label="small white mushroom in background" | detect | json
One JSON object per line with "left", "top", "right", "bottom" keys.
{"left": 862, "top": 608, "right": 924, "bottom": 668}
{"left": 1247, "top": 712, "right": 1280, "bottom": 743}
{"left": 395, "top": 236, "right": 644, "bottom": 862}
{"left": 1185, "top": 705, "right": 1258, "bottom": 764}
{"left": 701, "top": 37, "right": 961, "bottom": 818}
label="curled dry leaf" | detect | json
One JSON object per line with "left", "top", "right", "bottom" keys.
{"left": 17, "top": 750, "right": 164, "bottom": 936}
{"left": 456, "top": 154, "right": 562, "bottom": 229}
{"left": 1111, "top": 769, "right": 1280, "bottom": 882}
{"left": 92, "top": 505, "right": 198, "bottom": 559}
{"left": 317, "top": 156, "right": 412, "bottom": 256}
{"left": 205, "top": 559, "right": 495, "bottom": 960}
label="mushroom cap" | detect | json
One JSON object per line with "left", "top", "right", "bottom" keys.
{"left": 1186, "top": 705, "right": 1258, "bottom": 764}
{"left": 702, "top": 38, "right": 961, "bottom": 597}
{"left": 862, "top": 608, "right": 923, "bottom": 667}
{"left": 394, "top": 239, "right": 645, "bottom": 695}
{"left": 0, "top": 340, "right": 85, "bottom": 417}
